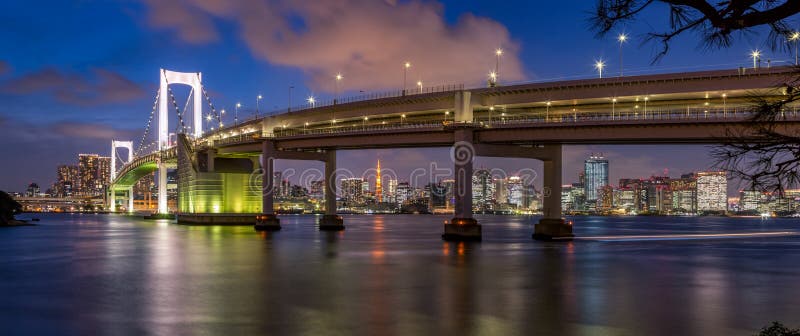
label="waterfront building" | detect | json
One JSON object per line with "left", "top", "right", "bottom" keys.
{"left": 697, "top": 171, "right": 727, "bottom": 212}
{"left": 584, "top": 155, "right": 609, "bottom": 210}
{"left": 472, "top": 169, "right": 494, "bottom": 211}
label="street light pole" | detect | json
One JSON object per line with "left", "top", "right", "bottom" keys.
{"left": 235, "top": 102, "right": 241, "bottom": 126}
{"left": 403, "top": 62, "right": 411, "bottom": 95}
{"left": 256, "top": 95, "right": 262, "bottom": 115}
{"left": 790, "top": 32, "right": 800, "bottom": 65}
{"left": 612, "top": 98, "right": 617, "bottom": 120}
{"left": 335, "top": 73, "right": 342, "bottom": 104}
{"left": 595, "top": 60, "right": 605, "bottom": 79}
{"left": 495, "top": 48, "right": 503, "bottom": 84}
{"left": 751, "top": 50, "right": 761, "bottom": 69}
{"left": 617, "top": 33, "right": 627, "bottom": 77}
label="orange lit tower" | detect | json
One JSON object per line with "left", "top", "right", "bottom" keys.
{"left": 376, "top": 159, "right": 382, "bottom": 202}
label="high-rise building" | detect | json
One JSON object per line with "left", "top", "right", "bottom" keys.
{"left": 56, "top": 165, "right": 79, "bottom": 197}
{"left": 97, "top": 156, "right": 111, "bottom": 192}
{"left": 584, "top": 155, "right": 609, "bottom": 210}
{"left": 739, "top": 190, "right": 767, "bottom": 212}
{"left": 670, "top": 175, "right": 697, "bottom": 213}
{"left": 26, "top": 183, "right": 40, "bottom": 197}
{"left": 341, "top": 178, "right": 364, "bottom": 205}
{"left": 78, "top": 154, "right": 99, "bottom": 195}
{"left": 386, "top": 179, "right": 398, "bottom": 204}
{"left": 506, "top": 176, "right": 524, "bottom": 207}
{"left": 395, "top": 182, "right": 411, "bottom": 206}
{"left": 472, "top": 169, "right": 494, "bottom": 211}
{"left": 697, "top": 171, "right": 727, "bottom": 212}
{"left": 596, "top": 185, "right": 614, "bottom": 211}
{"left": 441, "top": 179, "right": 455, "bottom": 209}
{"left": 309, "top": 180, "right": 325, "bottom": 200}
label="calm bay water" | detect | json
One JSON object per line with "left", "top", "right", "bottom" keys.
{"left": 0, "top": 213, "right": 799, "bottom": 335}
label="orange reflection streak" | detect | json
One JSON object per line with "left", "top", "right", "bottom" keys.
{"left": 457, "top": 242, "right": 465, "bottom": 256}
{"left": 442, "top": 242, "right": 450, "bottom": 256}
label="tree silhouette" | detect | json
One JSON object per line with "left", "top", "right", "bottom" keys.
{"left": 591, "top": 1, "right": 800, "bottom": 196}
{"left": 591, "top": 1, "right": 800, "bottom": 62}
{"left": 0, "top": 191, "right": 22, "bottom": 225}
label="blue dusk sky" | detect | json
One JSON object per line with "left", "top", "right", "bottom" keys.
{"left": 0, "top": 1, "right": 797, "bottom": 194}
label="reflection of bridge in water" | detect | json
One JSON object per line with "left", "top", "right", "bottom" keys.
{"left": 109, "top": 66, "right": 800, "bottom": 241}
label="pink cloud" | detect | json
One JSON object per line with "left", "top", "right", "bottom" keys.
{"left": 142, "top": 0, "right": 526, "bottom": 90}
{"left": 0, "top": 61, "right": 9, "bottom": 75}
{"left": 0, "top": 68, "right": 145, "bottom": 106}
{"left": 50, "top": 121, "right": 139, "bottom": 140}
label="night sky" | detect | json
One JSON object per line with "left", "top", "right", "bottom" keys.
{"left": 1, "top": 1, "right": 797, "bottom": 194}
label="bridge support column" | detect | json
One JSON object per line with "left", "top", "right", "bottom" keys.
{"left": 109, "top": 190, "right": 116, "bottom": 212}
{"left": 256, "top": 141, "right": 281, "bottom": 231}
{"left": 533, "top": 144, "right": 573, "bottom": 240}
{"left": 128, "top": 187, "right": 134, "bottom": 213}
{"left": 319, "top": 150, "right": 344, "bottom": 231}
{"left": 443, "top": 129, "right": 480, "bottom": 241}
{"left": 157, "top": 160, "right": 168, "bottom": 214}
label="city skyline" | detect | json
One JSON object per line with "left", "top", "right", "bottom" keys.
{"left": 0, "top": 1, "right": 796, "bottom": 193}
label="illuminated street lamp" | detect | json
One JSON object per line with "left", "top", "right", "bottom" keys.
{"left": 444, "top": 110, "right": 450, "bottom": 122}
{"left": 790, "top": 32, "right": 800, "bottom": 65}
{"left": 751, "top": 50, "right": 761, "bottom": 69}
{"left": 495, "top": 48, "right": 503, "bottom": 84}
{"left": 401, "top": 113, "right": 406, "bottom": 125}
{"left": 363, "top": 116, "right": 368, "bottom": 130}
{"left": 488, "top": 71, "right": 498, "bottom": 87}
{"left": 256, "top": 94, "right": 262, "bottom": 115}
{"left": 617, "top": 33, "right": 627, "bottom": 77}
{"left": 417, "top": 80, "right": 423, "bottom": 93}
{"left": 219, "top": 109, "right": 225, "bottom": 128}
{"left": 595, "top": 60, "right": 605, "bottom": 78}
{"left": 612, "top": 98, "right": 617, "bottom": 120}
{"left": 307, "top": 96, "right": 316, "bottom": 107}
{"left": 546, "top": 101, "right": 551, "bottom": 121}
{"left": 235, "top": 102, "right": 241, "bottom": 126}
{"left": 722, "top": 93, "right": 727, "bottom": 117}
{"left": 403, "top": 62, "right": 411, "bottom": 94}
{"left": 334, "top": 73, "right": 343, "bottom": 104}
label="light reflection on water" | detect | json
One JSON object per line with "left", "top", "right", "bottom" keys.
{"left": 0, "top": 213, "right": 798, "bottom": 335}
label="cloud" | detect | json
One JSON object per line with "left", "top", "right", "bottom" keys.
{"left": 0, "top": 119, "right": 141, "bottom": 192}
{"left": 0, "top": 68, "right": 145, "bottom": 106}
{"left": 0, "top": 61, "right": 9, "bottom": 75}
{"left": 142, "top": 0, "right": 525, "bottom": 90}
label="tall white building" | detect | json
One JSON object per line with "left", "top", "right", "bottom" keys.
{"left": 584, "top": 155, "right": 609, "bottom": 209}
{"left": 386, "top": 179, "right": 398, "bottom": 204}
{"left": 697, "top": 171, "right": 727, "bottom": 211}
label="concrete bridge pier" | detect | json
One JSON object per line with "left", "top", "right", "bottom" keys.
{"left": 108, "top": 190, "right": 116, "bottom": 212}
{"left": 443, "top": 129, "right": 481, "bottom": 241}
{"left": 127, "top": 187, "right": 134, "bottom": 213}
{"left": 319, "top": 150, "right": 344, "bottom": 231}
{"left": 256, "top": 140, "right": 281, "bottom": 231}
{"left": 533, "top": 144, "right": 574, "bottom": 240}
{"left": 157, "top": 159, "right": 168, "bottom": 214}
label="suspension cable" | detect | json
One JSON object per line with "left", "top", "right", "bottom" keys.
{"left": 135, "top": 90, "right": 159, "bottom": 156}
{"left": 198, "top": 73, "right": 222, "bottom": 128}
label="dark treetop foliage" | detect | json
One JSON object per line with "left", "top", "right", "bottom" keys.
{"left": 0, "top": 190, "right": 22, "bottom": 225}
{"left": 590, "top": 1, "right": 800, "bottom": 195}
{"left": 755, "top": 321, "right": 800, "bottom": 336}
{"left": 591, "top": 0, "right": 800, "bottom": 62}
{"left": 711, "top": 73, "right": 800, "bottom": 195}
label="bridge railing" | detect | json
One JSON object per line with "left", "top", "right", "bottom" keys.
{"left": 230, "top": 84, "right": 466, "bottom": 125}
{"left": 273, "top": 121, "right": 448, "bottom": 137}
{"left": 476, "top": 105, "right": 800, "bottom": 125}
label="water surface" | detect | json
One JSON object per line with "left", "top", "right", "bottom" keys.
{"left": 1, "top": 214, "right": 798, "bottom": 335}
